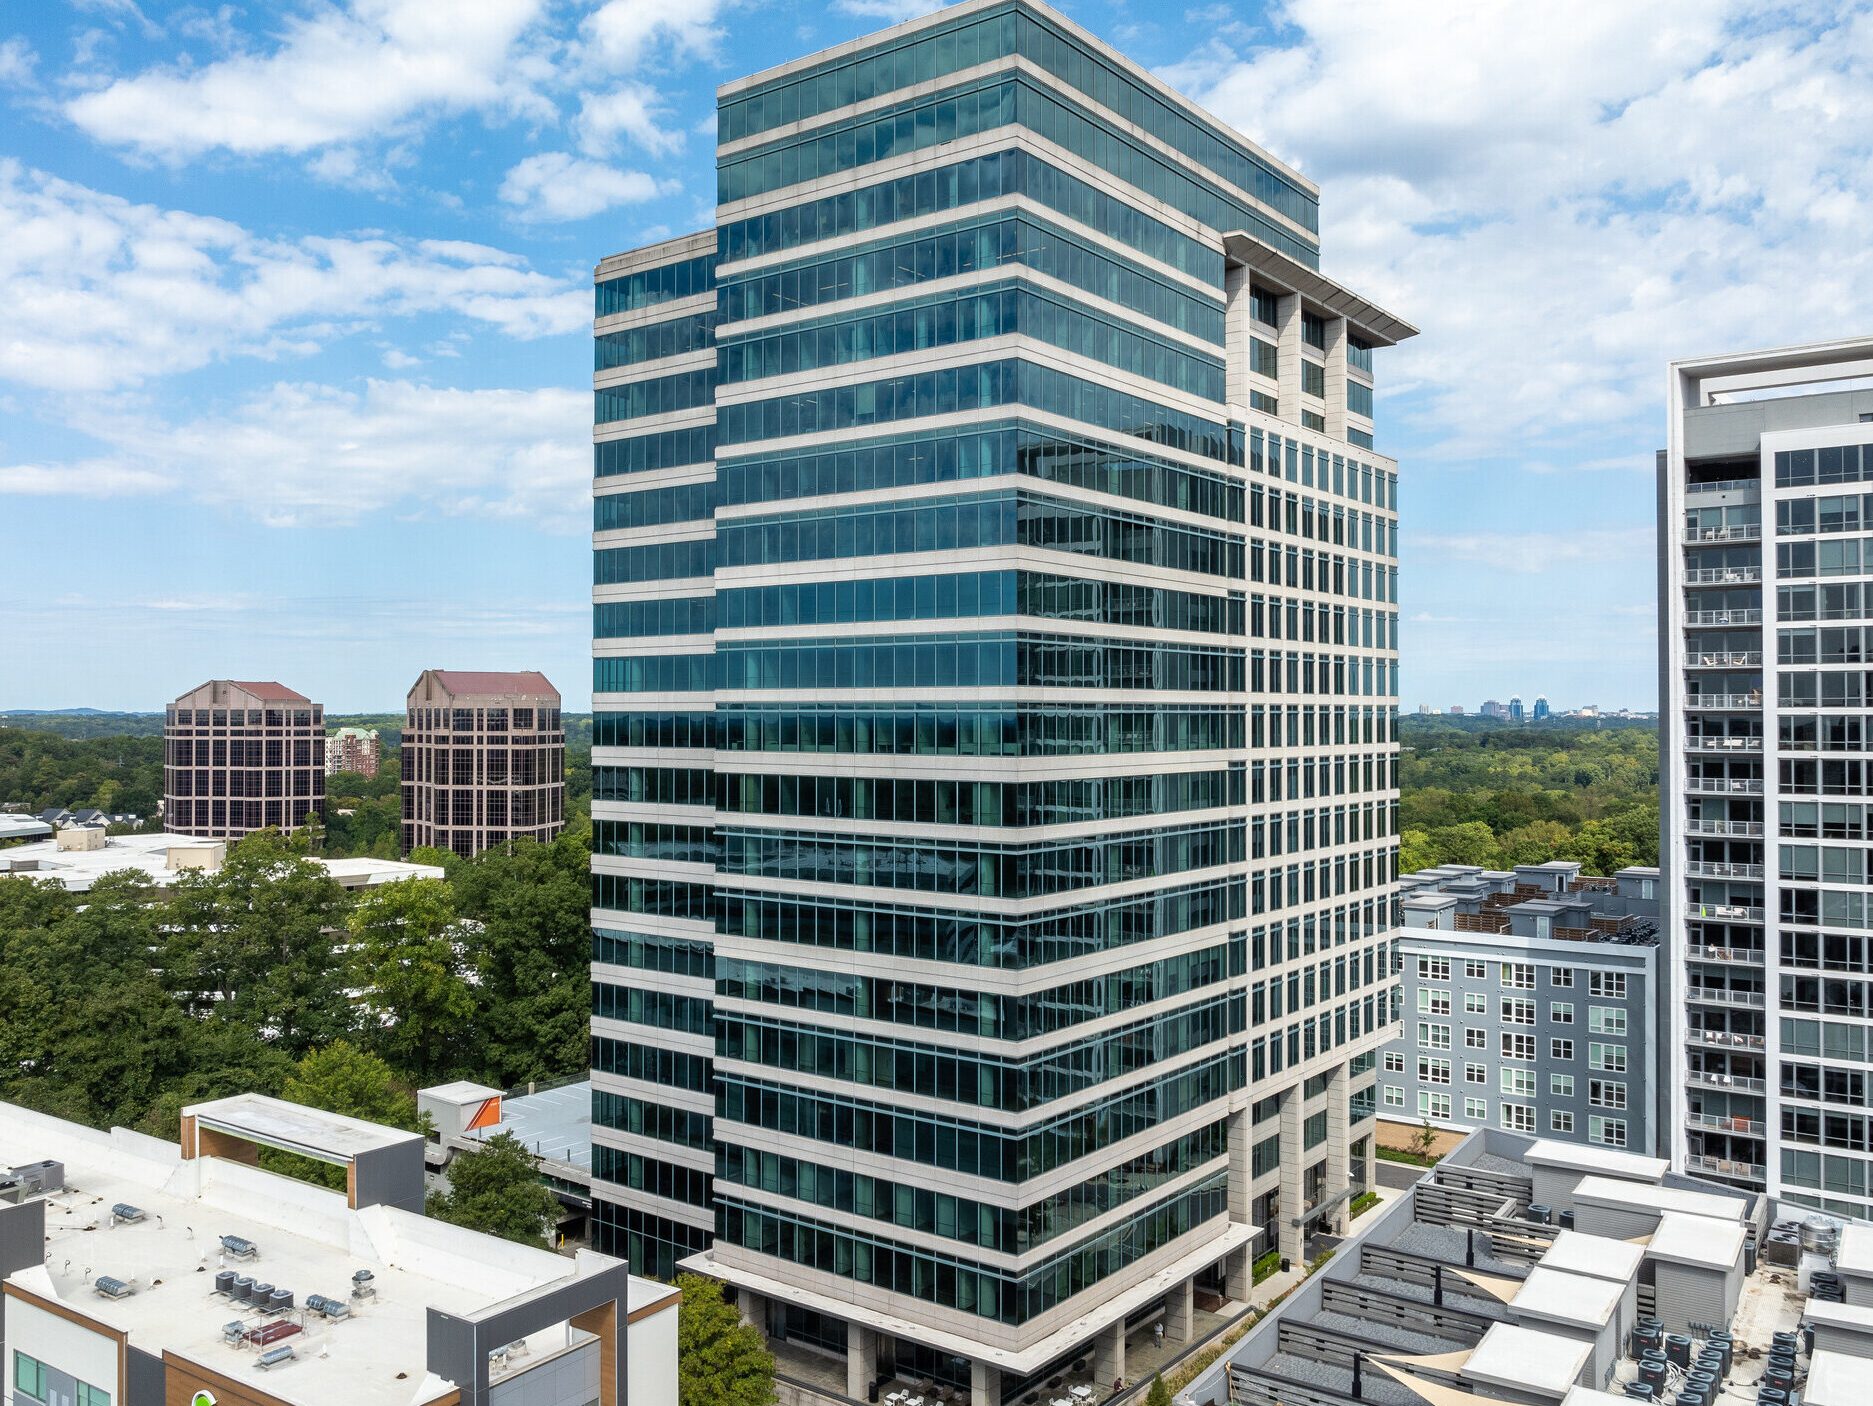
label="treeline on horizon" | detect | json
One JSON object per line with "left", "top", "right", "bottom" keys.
{"left": 1398, "top": 715, "right": 1660, "bottom": 875}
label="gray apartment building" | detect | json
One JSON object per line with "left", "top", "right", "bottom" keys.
{"left": 587, "top": 1, "right": 1412, "bottom": 1400}
{"left": 162, "top": 679, "right": 324, "bottom": 839}
{"left": 1661, "top": 337, "right": 1873, "bottom": 1219}
{"left": 1381, "top": 862, "right": 1660, "bottom": 1155}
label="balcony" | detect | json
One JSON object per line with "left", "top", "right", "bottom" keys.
{"left": 1685, "top": 694, "right": 1762, "bottom": 710}
{"left": 1685, "top": 777, "right": 1763, "bottom": 795}
{"left": 1686, "top": 819, "right": 1764, "bottom": 838}
{"left": 1685, "top": 609, "right": 1762, "bottom": 627}
{"left": 1684, "top": 736, "right": 1763, "bottom": 753}
{"left": 1685, "top": 944, "right": 1765, "bottom": 964}
{"left": 1685, "top": 861, "right": 1766, "bottom": 880}
{"left": 1687, "top": 1111, "right": 1766, "bottom": 1136}
{"left": 1684, "top": 526, "right": 1762, "bottom": 544}
{"left": 1686, "top": 985, "right": 1765, "bottom": 1008}
{"left": 1689, "top": 902, "right": 1766, "bottom": 922}
{"left": 1685, "top": 567, "right": 1762, "bottom": 586}
{"left": 1686, "top": 1069, "right": 1767, "bottom": 1093}
{"left": 1687, "top": 478, "right": 1760, "bottom": 497}
{"left": 1685, "top": 650, "right": 1763, "bottom": 668}
{"left": 1690, "top": 1028, "right": 1767, "bottom": 1051}
{"left": 1686, "top": 1153, "right": 1767, "bottom": 1181}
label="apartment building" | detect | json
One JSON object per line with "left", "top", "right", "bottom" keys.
{"left": 1381, "top": 863, "right": 1659, "bottom": 1154}
{"left": 326, "top": 725, "right": 382, "bottom": 777}
{"left": 162, "top": 680, "right": 324, "bottom": 840}
{"left": 402, "top": 670, "right": 566, "bottom": 857}
{"left": 1661, "top": 338, "right": 1873, "bottom": 1218}
{"left": 589, "top": 2, "right": 1411, "bottom": 1399}
{"left": 0, "top": 1094, "right": 677, "bottom": 1406}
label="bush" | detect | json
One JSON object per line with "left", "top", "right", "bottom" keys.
{"left": 1251, "top": 1248, "right": 1281, "bottom": 1284}
{"left": 1350, "top": 1190, "right": 1381, "bottom": 1219}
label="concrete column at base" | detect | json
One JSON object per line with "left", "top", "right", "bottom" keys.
{"left": 1278, "top": 1086, "right": 1305, "bottom": 1264}
{"left": 1165, "top": 1277, "right": 1196, "bottom": 1343}
{"left": 1091, "top": 1321, "right": 1126, "bottom": 1391}
{"left": 847, "top": 1322, "right": 878, "bottom": 1401}
{"left": 1226, "top": 1106, "right": 1252, "bottom": 1221}
{"left": 971, "top": 1359, "right": 1002, "bottom": 1406}
{"left": 739, "top": 1289, "right": 769, "bottom": 1342}
{"left": 1325, "top": 1064, "right": 1353, "bottom": 1236}
{"left": 1224, "top": 1246, "right": 1252, "bottom": 1301}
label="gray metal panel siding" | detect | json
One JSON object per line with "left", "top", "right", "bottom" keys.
{"left": 0, "top": 1197, "right": 46, "bottom": 1369}
{"left": 490, "top": 1343, "right": 599, "bottom": 1406}
{"left": 126, "top": 1346, "right": 165, "bottom": 1406}
{"left": 1653, "top": 1260, "right": 1729, "bottom": 1335}
{"left": 353, "top": 1138, "right": 426, "bottom": 1213}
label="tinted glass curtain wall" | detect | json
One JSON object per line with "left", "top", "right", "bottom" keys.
{"left": 589, "top": 0, "right": 1408, "bottom": 1378}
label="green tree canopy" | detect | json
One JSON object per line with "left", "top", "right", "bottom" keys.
{"left": 346, "top": 877, "right": 475, "bottom": 1083}
{"left": 676, "top": 1274, "right": 776, "bottom": 1406}
{"left": 426, "top": 1132, "right": 562, "bottom": 1246}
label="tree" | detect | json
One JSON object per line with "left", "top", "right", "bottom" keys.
{"left": 1410, "top": 1119, "right": 1440, "bottom": 1162}
{"left": 347, "top": 877, "right": 475, "bottom": 1082}
{"left": 676, "top": 1274, "right": 776, "bottom": 1406}
{"left": 1147, "top": 1374, "right": 1173, "bottom": 1406}
{"left": 426, "top": 1132, "right": 562, "bottom": 1245}
{"left": 284, "top": 1041, "right": 417, "bottom": 1127}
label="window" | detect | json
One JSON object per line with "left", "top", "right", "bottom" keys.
{"left": 1501, "top": 1067, "right": 1536, "bottom": 1097}
{"left": 1589, "top": 971, "right": 1628, "bottom": 999}
{"left": 1418, "top": 957, "right": 1451, "bottom": 980}
{"left": 1464, "top": 991, "right": 1487, "bottom": 1014}
{"left": 77, "top": 1387, "right": 110, "bottom": 1406}
{"left": 1465, "top": 1062, "right": 1487, "bottom": 1084}
{"left": 1589, "top": 1042, "right": 1627, "bottom": 1073}
{"left": 1464, "top": 1097, "right": 1488, "bottom": 1120}
{"left": 1418, "top": 988, "right": 1451, "bottom": 1015}
{"left": 1383, "top": 1051, "right": 1405, "bottom": 1073}
{"left": 1501, "top": 1104, "right": 1536, "bottom": 1132}
{"left": 1383, "top": 1083, "right": 1404, "bottom": 1107}
{"left": 1589, "top": 1006, "right": 1627, "bottom": 1035}
{"left": 1502, "top": 1032, "right": 1535, "bottom": 1061}
{"left": 1420, "top": 1091, "right": 1451, "bottom": 1119}
{"left": 1589, "top": 1116, "right": 1628, "bottom": 1147}
{"left": 1501, "top": 997, "right": 1536, "bottom": 1026}
{"left": 1418, "top": 1022, "right": 1452, "bottom": 1050}
{"left": 1465, "top": 1028, "right": 1487, "bottom": 1049}
{"left": 1502, "top": 962, "right": 1535, "bottom": 990}
{"left": 1464, "top": 959, "right": 1488, "bottom": 979}
{"left": 1551, "top": 1074, "right": 1575, "bottom": 1098}
{"left": 14, "top": 1353, "right": 47, "bottom": 1402}
{"left": 1551, "top": 1002, "right": 1574, "bottom": 1024}
{"left": 1551, "top": 1039, "right": 1575, "bottom": 1061}
{"left": 1551, "top": 1110, "right": 1575, "bottom": 1133}
{"left": 1589, "top": 1079, "right": 1627, "bottom": 1110}
{"left": 1418, "top": 1056, "right": 1452, "bottom": 1085}
{"left": 1550, "top": 967, "right": 1575, "bottom": 988}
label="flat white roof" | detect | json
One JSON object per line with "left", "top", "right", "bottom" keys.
{"left": 1836, "top": 1222, "right": 1873, "bottom": 1278}
{"left": 1539, "top": 1230, "right": 1645, "bottom": 1284}
{"left": 0, "top": 1101, "right": 637, "bottom": 1406}
{"left": 1561, "top": 1389, "right": 1636, "bottom": 1406}
{"left": 422, "top": 1080, "right": 504, "bottom": 1106}
{"left": 467, "top": 1080, "right": 592, "bottom": 1173}
{"left": 1806, "top": 1346, "right": 1862, "bottom": 1406}
{"left": 0, "top": 814, "right": 54, "bottom": 839}
{"left": 1805, "top": 1298, "right": 1873, "bottom": 1333}
{"left": 187, "top": 1093, "right": 421, "bottom": 1160}
{"left": 1647, "top": 1210, "right": 1746, "bottom": 1269}
{"left": 1462, "top": 1322, "right": 1591, "bottom": 1397}
{"left": 0, "top": 831, "right": 442, "bottom": 891}
{"left": 1510, "top": 1267, "right": 1624, "bottom": 1328}
{"left": 1524, "top": 1140, "right": 1669, "bottom": 1183}
{"left": 1572, "top": 1176, "right": 1744, "bottom": 1222}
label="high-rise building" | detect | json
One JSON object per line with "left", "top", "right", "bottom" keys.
{"left": 1480, "top": 699, "right": 1508, "bottom": 720}
{"left": 1508, "top": 696, "right": 1525, "bottom": 723}
{"left": 589, "top": 2, "right": 1411, "bottom": 1397}
{"left": 327, "top": 724, "right": 382, "bottom": 777}
{"left": 401, "top": 670, "right": 565, "bottom": 857}
{"left": 1661, "top": 338, "right": 1873, "bottom": 1216}
{"left": 163, "top": 680, "right": 324, "bottom": 839}
{"left": 1533, "top": 696, "right": 1551, "bottom": 721}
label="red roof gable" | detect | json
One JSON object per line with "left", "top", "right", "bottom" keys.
{"left": 424, "top": 670, "right": 558, "bottom": 699}
{"left": 226, "top": 680, "right": 311, "bottom": 702}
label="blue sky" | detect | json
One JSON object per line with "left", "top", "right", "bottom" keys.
{"left": 2, "top": 0, "right": 1870, "bottom": 712}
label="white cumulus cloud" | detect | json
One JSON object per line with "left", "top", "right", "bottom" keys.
{"left": 499, "top": 151, "right": 667, "bottom": 223}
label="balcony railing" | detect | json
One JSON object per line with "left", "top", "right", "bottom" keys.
{"left": 1691, "top": 1028, "right": 1767, "bottom": 1050}
{"left": 1686, "top": 944, "right": 1765, "bottom": 964}
{"left": 1685, "top": 609, "right": 1763, "bottom": 626}
{"left": 1689, "top": 903, "right": 1766, "bottom": 922}
{"left": 1687, "top": 479, "right": 1760, "bottom": 497}
{"left": 1686, "top": 1153, "right": 1767, "bottom": 1181}
{"left": 1685, "top": 861, "right": 1766, "bottom": 880}
{"left": 1687, "top": 819, "right": 1765, "bottom": 837}
{"left": 1687, "top": 1111, "right": 1766, "bottom": 1135}
{"left": 1685, "top": 567, "right": 1762, "bottom": 586}
{"left": 1685, "top": 526, "right": 1762, "bottom": 543}
{"left": 1685, "top": 736, "right": 1763, "bottom": 752}
{"left": 1686, "top": 650, "right": 1763, "bottom": 668}
{"left": 1686, "top": 985, "right": 1765, "bottom": 1007}
{"left": 1685, "top": 694, "right": 1762, "bottom": 710}
{"left": 1685, "top": 778, "right": 1763, "bottom": 795}
{"left": 1686, "top": 1070, "right": 1767, "bottom": 1093}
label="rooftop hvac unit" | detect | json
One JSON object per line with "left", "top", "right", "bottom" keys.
{"left": 305, "top": 1293, "right": 350, "bottom": 1320}
{"left": 255, "top": 1345, "right": 296, "bottom": 1371}
{"left": 111, "top": 1203, "right": 145, "bottom": 1224}
{"left": 220, "top": 1234, "right": 258, "bottom": 1259}
{"left": 94, "top": 1276, "right": 136, "bottom": 1299}
{"left": 214, "top": 1270, "right": 236, "bottom": 1295}
{"left": 232, "top": 1275, "right": 255, "bottom": 1303}
{"left": 222, "top": 1321, "right": 246, "bottom": 1346}
{"left": 5, "top": 1160, "right": 64, "bottom": 1196}
{"left": 351, "top": 1268, "right": 376, "bottom": 1299}
{"left": 266, "top": 1289, "right": 294, "bottom": 1313}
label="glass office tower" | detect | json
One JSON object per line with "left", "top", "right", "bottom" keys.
{"left": 589, "top": 2, "right": 1413, "bottom": 1398}
{"left": 1662, "top": 340, "right": 1873, "bottom": 1218}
